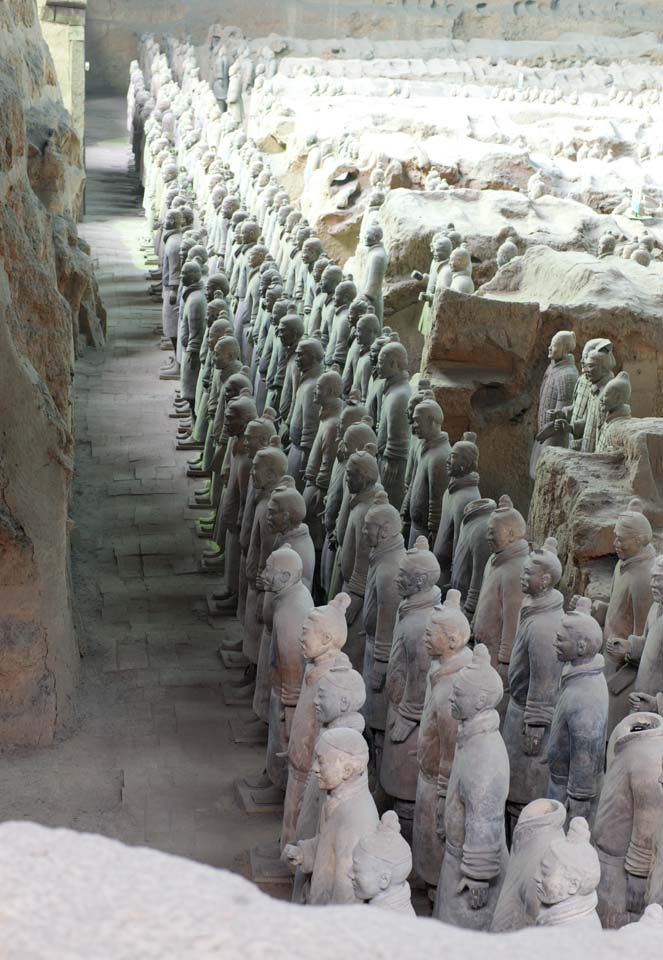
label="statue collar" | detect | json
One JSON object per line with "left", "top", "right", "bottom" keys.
{"left": 458, "top": 708, "right": 500, "bottom": 742}
{"left": 349, "top": 483, "right": 381, "bottom": 510}
{"left": 326, "top": 769, "right": 369, "bottom": 807}
{"left": 276, "top": 523, "right": 309, "bottom": 546}
{"left": 272, "top": 579, "right": 307, "bottom": 606}
{"left": 399, "top": 585, "right": 441, "bottom": 619}
{"left": 492, "top": 538, "right": 529, "bottom": 567}
{"left": 422, "top": 431, "right": 450, "bottom": 453}
{"left": 383, "top": 371, "right": 409, "bottom": 390}
{"left": 461, "top": 498, "right": 496, "bottom": 525}
{"left": 448, "top": 472, "right": 480, "bottom": 495}
{"left": 536, "top": 892, "right": 598, "bottom": 927}
{"left": 604, "top": 406, "right": 631, "bottom": 423}
{"left": 561, "top": 653, "right": 605, "bottom": 684}
{"left": 183, "top": 280, "right": 204, "bottom": 299}
{"left": 327, "top": 711, "right": 365, "bottom": 734}
{"left": 430, "top": 646, "right": 473, "bottom": 681}
{"left": 618, "top": 542, "right": 655, "bottom": 571}
{"left": 369, "top": 883, "right": 413, "bottom": 913}
{"left": 512, "top": 803, "right": 566, "bottom": 851}
{"left": 370, "top": 532, "right": 405, "bottom": 563}
{"left": 220, "top": 359, "right": 243, "bottom": 381}
{"left": 590, "top": 373, "right": 612, "bottom": 395}
{"left": 519, "top": 589, "right": 564, "bottom": 620}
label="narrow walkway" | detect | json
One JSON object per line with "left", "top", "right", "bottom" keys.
{"left": 0, "top": 97, "right": 280, "bottom": 880}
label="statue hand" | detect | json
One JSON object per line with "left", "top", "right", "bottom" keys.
{"left": 554, "top": 418, "right": 570, "bottom": 434}
{"left": 457, "top": 877, "right": 489, "bottom": 910}
{"left": 629, "top": 691, "right": 657, "bottom": 713}
{"left": 606, "top": 637, "right": 629, "bottom": 663}
{"left": 390, "top": 714, "right": 416, "bottom": 743}
{"left": 435, "top": 797, "right": 446, "bottom": 839}
{"left": 370, "top": 660, "right": 387, "bottom": 693}
{"left": 523, "top": 724, "right": 544, "bottom": 756}
{"left": 282, "top": 843, "right": 303, "bottom": 868}
{"left": 626, "top": 874, "right": 647, "bottom": 915}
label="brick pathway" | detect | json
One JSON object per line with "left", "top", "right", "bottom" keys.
{"left": 0, "top": 97, "right": 281, "bottom": 883}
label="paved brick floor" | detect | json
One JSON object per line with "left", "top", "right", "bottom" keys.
{"left": 0, "top": 97, "right": 282, "bottom": 886}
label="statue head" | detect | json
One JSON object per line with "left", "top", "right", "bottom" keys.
{"left": 313, "top": 370, "right": 342, "bottom": 407}
{"left": 295, "top": 336, "right": 325, "bottom": 373}
{"left": 321, "top": 264, "right": 344, "bottom": 296}
{"left": 614, "top": 498, "right": 652, "bottom": 559}
{"left": 314, "top": 663, "right": 366, "bottom": 725}
{"left": 581, "top": 337, "right": 613, "bottom": 376}
{"left": 260, "top": 543, "right": 303, "bottom": 595}
{"left": 312, "top": 727, "right": 369, "bottom": 791}
{"left": 225, "top": 393, "right": 257, "bottom": 437}
{"left": 187, "top": 244, "right": 208, "bottom": 267}
{"left": 301, "top": 236, "right": 323, "bottom": 265}
{"left": 206, "top": 272, "right": 230, "bottom": 301}
{"left": 356, "top": 312, "right": 381, "bottom": 347}
{"left": 548, "top": 330, "right": 576, "bottom": 361}
{"left": 521, "top": 537, "right": 562, "bottom": 598}
{"left": 450, "top": 643, "right": 504, "bottom": 720}
{"left": 600, "top": 370, "right": 631, "bottom": 416}
{"left": 363, "top": 490, "right": 402, "bottom": 547}
{"left": 294, "top": 223, "right": 312, "bottom": 250}
{"left": 650, "top": 554, "right": 663, "bottom": 605}
{"left": 450, "top": 246, "right": 471, "bottom": 273}
{"left": 251, "top": 444, "right": 288, "bottom": 493}
{"left": 364, "top": 224, "right": 383, "bottom": 248}
{"left": 413, "top": 394, "right": 444, "bottom": 440}
{"left": 376, "top": 342, "right": 408, "bottom": 380}
{"left": 248, "top": 243, "right": 268, "bottom": 269}
{"left": 334, "top": 278, "right": 358, "bottom": 309}
{"left": 212, "top": 185, "right": 227, "bottom": 209}
{"left": 486, "top": 494, "right": 526, "bottom": 554}
{"left": 300, "top": 596, "right": 351, "bottom": 660}
{"left": 432, "top": 234, "right": 453, "bottom": 262}
{"left": 221, "top": 195, "right": 240, "bottom": 218}
{"left": 585, "top": 347, "right": 612, "bottom": 384}
{"left": 241, "top": 220, "right": 261, "bottom": 246}
{"left": 164, "top": 208, "right": 183, "bottom": 232}
{"left": 424, "top": 589, "right": 471, "bottom": 659}
{"left": 496, "top": 236, "right": 519, "bottom": 267}
{"left": 339, "top": 419, "right": 376, "bottom": 463}
{"left": 276, "top": 312, "right": 305, "bottom": 351}
{"left": 597, "top": 231, "right": 616, "bottom": 258}
{"left": 313, "top": 256, "right": 330, "bottom": 284}
{"left": 214, "top": 335, "right": 241, "bottom": 370}
{"left": 396, "top": 537, "right": 440, "bottom": 598}
{"left": 447, "top": 432, "right": 479, "bottom": 479}
{"left": 267, "top": 477, "right": 306, "bottom": 533}
{"left": 245, "top": 409, "right": 277, "bottom": 457}
{"left": 348, "top": 297, "right": 372, "bottom": 326}
{"left": 555, "top": 597, "right": 603, "bottom": 663}
{"left": 225, "top": 373, "right": 253, "bottom": 404}
{"left": 346, "top": 444, "right": 379, "bottom": 494}
{"left": 535, "top": 818, "right": 601, "bottom": 907}
{"left": 208, "top": 308, "right": 232, "bottom": 340}
{"left": 350, "top": 811, "right": 412, "bottom": 902}
{"left": 181, "top": 260, "right": 202, "bottom": 287}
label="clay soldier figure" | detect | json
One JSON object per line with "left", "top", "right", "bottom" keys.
{"left": 362, "top": 491, "right": 407, "bottom": 791}
{"left": 492, "top": 798, "right": 567, "bottom": 932}
{"left": 360, "top": 223, "right": 388, "bottom": 325}
{"left": 315, "top": 264, "right": 344, "bottom": 342}
{"left": 529, "top": 330, "right": 579, "bottom": 478}
{"left": 414, "top": 233, "right": 452, "bottom": 336}
{"left": 350, "top": 811, "right": 416, "bottom": 915}
{"left": 433, "top": 644, "right": 509, "bottom": 930}
{"left": 348, "top": 312, "right": 381, "bottom": 402}
{"left": 340, "top": 296, "right": 371, "bottom": 394}
{"left": 180, "top": 260, "right": 207, "bottom": 412}
{"left": 450, "top": 498, "right": 496, "bottom": 620}
{"left": 161, "top": 208, "right": 183, "bottom": 351}
{"left": 303, "top": 370, "right": 343, "bottom": 596}
{"left": 547, "top": 597, "right": 608, "bottom": 821}
{"left": 534, "top": 818, "right": 602, "bottom": 930}
{"left": 629, "top": 557, "right": 663, "bottom": 718}
{"left": 375, "top": 341, "right": 412, "bottom": 510}
{"left": 281, "top": 595, "right": 352, "bottom": 849}
{"left": 283, "top": 727, "right": 378, "bottom": 904}
{"left": 593, "top": 712, "right": 663, "bottom": 927}
{"left": 324, "top": 277, "right": 357, "bottom": 371}
{"left": 580, "top": 345, "right": 617, "bottom": 452}
{"left": 647, "top": 758, "right": 663, "bottom": 908}
{"left": 381, "top": 538, "right": 442, "bottom": 841}
{"left": 304, "top": 255, "right": 331, "bottom": 337}
{"left": 274, "top": 311, "right": 305, "bottom": 427}
{"left": 472, "top": 494, "right": 529, "bottom": 694}
{"left": 286, "top": 337, "right": 326, "bottom": 491}
{"left": 340, "top": 445, "right": 383, "bottom": 669}
{"left": 557, "top": 337, "right": 614, "bottom": 451}
{"left": 597, "top": 499, "right": 655, "bottom": 735}
{"left": 433, "top": 433, "right": 481, "bottom": 589}
{"left": 293, "top": 662, "right": 366, "bottom": 903}
{"left": 401, "top": 394, "right": 451, "bottom": 547}
{"left": 413, "top": 590, "right": 472, "bottom": 897}
{"left": 503, "top": 538, "right": 564, "bottom": 830}
{"left": 596, "top": 371, "right": 633, "bottom": 452}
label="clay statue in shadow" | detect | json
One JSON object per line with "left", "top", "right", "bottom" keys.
{"left": 375, "top": 341, "right": 412, "bottom": 511}
{"left": 413, "top": 589, "right": 472, "bottom": 896}
{"left": 530, "top": 330, "right": 578, "bottom": 479}
{"left": 433, "top": 644, "right": 509, "bottom": 930}
{"left": 450, "top": 498, "right": 496, "bottom": 621}
{"left": 433, "top": 432, "right": 480, "bottom": 589}
{"left": 401, "top": 393, "right": 451, "bottom": 547}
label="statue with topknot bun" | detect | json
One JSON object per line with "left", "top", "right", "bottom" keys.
{"left": 351, "top": 810, "right": 415, "bottom": 914}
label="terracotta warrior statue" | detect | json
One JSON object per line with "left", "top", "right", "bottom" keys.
{"left": 413, "top": 590, "right": 472, "bottom": 897}
{"left": 281, "top": 595, "right": 352, "bottom": 848}
{"left": 401, "top": 393, "right": 451, "bottom": 547}
{"left": 596, "top": 371, "right": 632, "bottom": 452}
{"left": 647, "top": 759, "right": 663, "bottom": 908}
{"left": 340, "top": 444, "right": 383, "bottom": 669}
{"left": 433, "top": 432, "right": 481, "bottom": 589}
{"left": 534, "top": 817, "right": 602, "bottom": 930}
{"left": 593, "top": 711, "right": 663, "bottom": 928}
{"left": 555, "top": 337, "right": 614, "bottom": 451}
{"left": 450, "top": 498, "right": 496, "bottom": 620}
{"left": 375, "top": 341, "right": 412, "bottom": 511}
{"left": 414, "top": 233, "right": 452, "bottom": 336}
{"left": 286, "top": 337, "right": 326, "bottom": 491}
{"left": 347, "top": 311, "right": 382, "bottom": 403}
{"left": 433, "top": 644, "right": 509, "bottom": 930}
{"left": 529, "top": 330, "right": 578, "bottom": 478}
{"left": 503, "top": 538, "right": 564, "bottom": 829}
{"left": 282, "top": 727, "right": 378, "bottom": 904}
{"left": 380, "top": 538, "right": 441, "bottom": 841}
{"left": 629, "top": 556, "right": 663, "bottom": 719}
{"left": 547, "top": 597, "right": 608, "bottom": 821}
{"left": 596, "top": 499, "right": 655, "bottom": 735}
{"left": 492, "top": 798, "right": 567, "bottom": 932}
{"left": 360, "top": 223, "right": 388, "bottom": 325}
{"left": 472, "top": 494, "right": 528, "bottom": 694}
{"left": 350, "top": 811, "right": 416, "bottom": 915}
{"left": 362, "top": 490, "right": 407, "bottom": 793}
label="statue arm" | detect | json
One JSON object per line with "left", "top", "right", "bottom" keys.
{"left": 462, "top": 782, "right": 506, "bottom": 881}
{"left": 498, "top": 577, "right": 522, "bottom": 665}
{"left": 383, "top": 394, "right": 411, "bottom": 462}
{"left": 373, "top": 591, "right": 399, "bottom": 664}
{"left": 625, "top": 765, "right": 662, "bottom": 877}
{"left": 566, "top": 717, "right": 604, "bottom": 803}
{"left": 523, "top": 629, "right": 559, "bottom": 727}
{"left": 465, "top": 547, "right": 491, "bottom": 619}
{"left": 428, "top": 460, "right": 446, "bottom": 538}
{"left": 297, "top": 836, "right": 318, "bottom": 875}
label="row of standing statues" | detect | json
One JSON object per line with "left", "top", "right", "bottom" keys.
{"left": 127, "top": 41, "right": 663, "bottom": 933}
